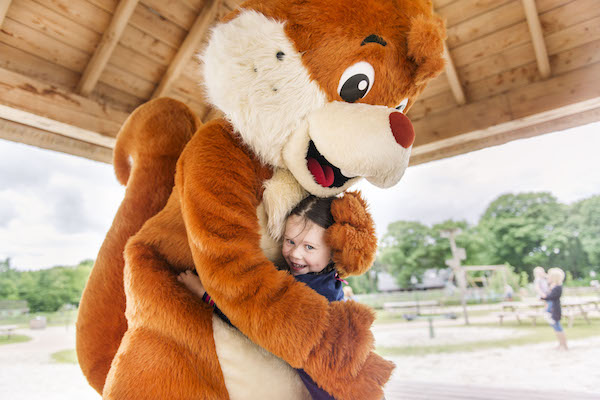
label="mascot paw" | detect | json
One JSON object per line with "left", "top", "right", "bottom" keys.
{"left": 326, "top": 191, "right": 377, "bottom": 277}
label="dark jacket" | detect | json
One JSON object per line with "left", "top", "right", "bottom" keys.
{"left": 542, "top": 285, "right": 562, "bottom": 321}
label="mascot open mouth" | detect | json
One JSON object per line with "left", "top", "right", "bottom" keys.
{"left": 306, "top": 140, "right": 351, "bottom": 188}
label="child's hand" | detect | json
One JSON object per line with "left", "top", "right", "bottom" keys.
{"left": 325, "top": 191, "right": 377, "bottom": 278}
{"left": 177, "top": 270, "right": 206, "bottom": 298}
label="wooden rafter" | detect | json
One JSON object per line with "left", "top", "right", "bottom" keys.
{"left": 0, "top": 67, "right": 128, "bottom": 137}
{"left": 152, "top": 0, "right": 221, "bottom": 99}
{"left": 0, "top": 104, "right": 116, "bottom": 148}
{"left": 443, "top": 42, "right": 467, "bottom": 105}
{"left": 0, "top": 117, "right": 113, "bottom": 164}
{"left": 522, "top": 0, "right": 551, "bottom": 79}
{"left": 0, "top": 0, "right": 12, "bottom": 28}
{"left": 77, "top": 0, "right": 140, "bottom": 96}
{"left": 411, "top": 104, "right": 600, "bottom": 166}
{"left": 411, "top": 59, "right": 600, "bottom": 164}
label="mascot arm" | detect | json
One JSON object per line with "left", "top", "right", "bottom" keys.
{"left": 177, "top": 122, "right": 393, "bottom": 400}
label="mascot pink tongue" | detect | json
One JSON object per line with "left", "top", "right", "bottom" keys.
{"left": 307, "top": 158, "right": 335, "bottom": 187}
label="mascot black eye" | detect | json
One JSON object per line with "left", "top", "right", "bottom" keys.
{"left": 395, "top": 98, "right": 409, "bottom": 113}
{"left": 337, "top": 62, "right": 375, "bottom": 103}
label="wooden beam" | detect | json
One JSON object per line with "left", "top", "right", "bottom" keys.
{"left": 0, "top": 104, "right": 116, "bottom": 148}
{"left": 522, "top": 0, "right": 551, "bottom": 79}
{"left": 411, "top": 103, "right": 600, "bottom": 166}
{"left": 152, "top": 0, "right": 221, "bottom": 99}
{"left": 77, "top": 0, "right": 140, "bottom": 96}
{"left": 443, "top": 42, "right": 466, "bottom": 105}
{"left": 0, "top": 67, "right": 128, "bottom": 137}
{"left": 413, "top": 61, "right": 600, "bottom": 147}
{"left": 0, "top": 0, "right": 12, "bottom": 28}
{"left": 0, "top": 118, "right": 113, "bottom": 164}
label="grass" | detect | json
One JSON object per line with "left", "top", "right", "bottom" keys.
{"left": 51, "top": 349, "right": 78, "bottom": 364}
{"left": 374, "top": 308, "right": 495, "bottom": 325}
{"left": 0, "top": 309, "right": 78, "bottom": 328}
{"left": 0, "top": 334, "right": 31, "bottom": 345}
{"left": 376, "top": 318, "right": 600, "bottom": 356}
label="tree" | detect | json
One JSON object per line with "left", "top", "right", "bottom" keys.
{"left": 478, "top": 192, "right": 564, "bottom": 277}
{"left": 568, "top": 195, "right": 600, "bottom": 268}
{"left": 0, "top": 258, "right": 19, "bottom": 299}
{"left": 379, "top": 220, "right": 449, "bottom": 287}
{"left": 1, "top": 260, "right": 93, "bottom": 312}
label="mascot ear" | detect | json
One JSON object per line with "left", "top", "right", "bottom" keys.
{"left": 407, "top": 13, "right": 447, "bottom": 86}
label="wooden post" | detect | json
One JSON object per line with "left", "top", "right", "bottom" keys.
{"left": 443, "top": 43, "right": 467, "bottom": 105}
{"left": 0, "top": 0, "right": 12, "bottom": 29}
{"left": 522, "top": 0, "right": 551, "bottom": 79}
{"left": 442, "top": 228, "right": 470, "bottom": 325}
{"left": 152, "top": 0, "right": 221, "bottom": 99}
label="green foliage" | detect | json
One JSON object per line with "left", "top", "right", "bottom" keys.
{"left": 0, "top": 259, "right": 93, "bottom": 312}
{"left": 379, "top": 220, "right": 448, "bottom": 287}
{"left": 487, "top": 264, "right": 520, "bottom": 294}
{"left": 564, "top": 271, "right": 574, "bottom": 287}
{"left": 378, "top": 192, "right": 600, "bottom": 289}
{"left": 568, "top": 196, "right": 600, "bottom": 266}
{"left": 519, "top": 271, "right": 529, "bottom": 288}
{"left": 479, "top": 192, "right": 563, "bottom": 277}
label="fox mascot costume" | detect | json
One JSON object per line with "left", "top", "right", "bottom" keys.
{"left": 76, "top": 0, "right": 446, "bottom": 399}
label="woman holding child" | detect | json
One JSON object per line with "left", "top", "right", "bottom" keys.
{"left": 535, "top": 266, "right": 568, "bottom": 351}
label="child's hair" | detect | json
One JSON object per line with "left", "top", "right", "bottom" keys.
{"left": 533, "top": 266, "right": 546, "bottom": 278}
{"left": 286, "top": 195, "right": 335, "bottom": 275}
{"left": 289, "top": 195, "right": 334, "bottom": 230}
{"left": 547, "top": 267, "right": 565, "bottom": 285}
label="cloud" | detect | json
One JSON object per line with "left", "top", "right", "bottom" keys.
{"left": 358, "top": 122, "right": 600, "bottom": 236}
{"left": 0, "top": 140, "right": 124, "bottom": 270}
{"left": 0, "top": 197, "right": 16, "bottom": 227}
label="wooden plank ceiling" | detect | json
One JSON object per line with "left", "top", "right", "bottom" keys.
{"left": 0, "top": 0, "right": 598, "bottom": 165}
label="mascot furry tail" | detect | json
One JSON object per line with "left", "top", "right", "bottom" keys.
{"left": 76, "top": 98, "right": 201, "bottom": 394}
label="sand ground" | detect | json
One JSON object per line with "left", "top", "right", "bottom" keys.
{"left": 1, "top": 318, "right": 599, "bottom": 399}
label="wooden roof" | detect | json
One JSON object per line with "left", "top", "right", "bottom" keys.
{"left": 1, "top": 0, "right": 598, "bottom": 165}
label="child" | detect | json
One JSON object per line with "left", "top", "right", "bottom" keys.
{"left": 179, "top": 195, "right": 350, "bottom": 400}
{"left": 533, "top": 266, "right": 552, "bottom": 322}
{"left": 541, "top": 267, "right": 568, "bottom": 351}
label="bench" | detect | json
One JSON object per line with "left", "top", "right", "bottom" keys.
{"left": 383, "top": 300, "right": 440, "bottom": 314}
{"left": 0, "top": 325, "right": 18, "bottom": 338}
{"left": 563, "top": 304, "right": 590, "bottom": 328}
{"left": 495, "top": 311, "right": 521, "bottom": 325}
{"left": 496, "top": 303, "right": 591, "bottom": 328}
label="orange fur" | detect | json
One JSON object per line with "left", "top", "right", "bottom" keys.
{"left": 327, "top": 191, "right": 378, "bottom": 278}
{"left": 76, "top": 98, "right": 200, "bottom": 394}
{"left": 240, "top": 0, "right": 445, "bottom": 109}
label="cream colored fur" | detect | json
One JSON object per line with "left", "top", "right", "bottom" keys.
{"left": 212, "top": 315, "right": 311, "bottom": 400}
{"left": 262, "top": 168, "right": 308, "bottom": 241}
{"left": 202, "top": 10, "right": 328, "bottom": 168}
{"left": 306, "top": 101, "right": 412, "bottom": 188}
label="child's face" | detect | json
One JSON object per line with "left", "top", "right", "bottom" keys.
{"left": 282, "top": 215, "right": 332, "bottom": 276}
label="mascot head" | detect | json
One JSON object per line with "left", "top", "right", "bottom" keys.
{"left": 202, "top": 0, "right": 446, "bottom": 196}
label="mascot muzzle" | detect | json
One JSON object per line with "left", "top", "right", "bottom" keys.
{"left": 284, "top": 101, "right": 415, "bottom": 195}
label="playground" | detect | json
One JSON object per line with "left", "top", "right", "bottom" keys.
{"left": 1, "top": 297, "right": 599, "bottom": 400}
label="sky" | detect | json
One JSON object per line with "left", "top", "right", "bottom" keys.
{"left": 1, "top": 121, "right": 599, "bottom": 271}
